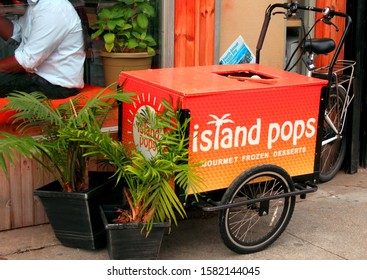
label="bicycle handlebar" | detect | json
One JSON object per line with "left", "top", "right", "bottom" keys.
{"left": 256, "top": 1, "right": 352, "bottom": 79}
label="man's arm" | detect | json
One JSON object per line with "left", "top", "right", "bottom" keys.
{"left": 0, "top": 56, "right": 25, "bottom": 73}
{"left": 0, "top": 15, "right": 14, "bottom": 41}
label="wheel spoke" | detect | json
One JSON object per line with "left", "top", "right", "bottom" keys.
{"left": 229, "top": 210, "right": 260, "bottom": 241}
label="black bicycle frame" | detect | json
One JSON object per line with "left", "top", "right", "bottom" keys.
{"left": 255, "top": 2, "right": 352, "bottom": 85}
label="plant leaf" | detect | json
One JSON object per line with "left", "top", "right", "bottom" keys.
{"left": 136, "top": 13, "right": 149, "bottom": 29}
{"left": 138, "top": 3, "right": 155, "bottom": 17}
{"left": 103, "top": 33, "right": 115, "bottom": 44}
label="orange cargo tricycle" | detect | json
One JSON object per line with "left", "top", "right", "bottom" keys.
{"left": 118, "top": 2, "right": 352, "bottom": 254}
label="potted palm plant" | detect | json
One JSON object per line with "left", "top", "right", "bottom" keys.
{"left": 60, "top": 98, "right": 204, "bottom": 259}
{"left": 0, "top": 89, "right": 134, "bottom": 250}
{"left": 91, "top": 0, "right": 157, "bottom": 86}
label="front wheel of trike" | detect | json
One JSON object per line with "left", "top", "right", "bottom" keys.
{"left": 219, "top": 164, "right": 296, "bottom": 254}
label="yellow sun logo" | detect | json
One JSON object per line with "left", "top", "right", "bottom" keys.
{"left": 126, "top": 92, "right": 163, "bottom": 159}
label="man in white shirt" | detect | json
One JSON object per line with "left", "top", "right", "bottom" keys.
{"left": 0, "top": 0, "right": 85, "bottom": 99}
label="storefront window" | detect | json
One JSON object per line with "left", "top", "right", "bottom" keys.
{"left": 0, "top": 0, "right": 161, "bottom": 92}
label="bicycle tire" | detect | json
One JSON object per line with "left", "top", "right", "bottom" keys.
{"left": 218, "top": 164, "right": 296, "bottom": 254}
{"left": 319, "top": 85, "right": 347, "bottom": 182}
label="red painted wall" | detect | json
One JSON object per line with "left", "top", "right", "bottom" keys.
{"left": 174, "top": 0, "right": 215, "bottom": 67}
{"left": 315, "top": 0, "right": 346, "bottom": 67}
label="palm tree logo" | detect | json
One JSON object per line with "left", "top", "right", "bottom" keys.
{"left": 207, "top": 114, "right": 234, "bottom": 149}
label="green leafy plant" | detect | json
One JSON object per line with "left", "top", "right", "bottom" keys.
{"left": 91, "top": 0, "right": 157, "bottom": 55}
{"left": 60, "top": 98, "right": 204, "bottom": 232}
{"left": 0, "top": 89, "right": 134, "bottom": 192}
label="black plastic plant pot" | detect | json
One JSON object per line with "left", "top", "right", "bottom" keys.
{"left": 34, "top": 172, "right": 121, "bottom": 250}
{"left": 100, "top": 205, "right": 170, "bottom": 260}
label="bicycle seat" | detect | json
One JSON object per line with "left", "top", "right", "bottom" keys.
{"left": 303, "top": 38, "right": 336, "bottom": 55}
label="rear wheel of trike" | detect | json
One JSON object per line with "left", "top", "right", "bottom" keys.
{"left": 319, "top": 85, "right": 347, "bottom": 182}
{"left": 219, "top": 164, "right": 296, "bottom": 254}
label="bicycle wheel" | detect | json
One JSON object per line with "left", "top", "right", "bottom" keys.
{"left": 319, "top": 85, "right": 347, "bottom": 182}
{"left": 219, "top": 165, "right": 296, "bottom": 254}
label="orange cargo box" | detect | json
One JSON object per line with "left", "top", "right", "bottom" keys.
{"left": 119, "top": 64, "right": 327, "bottom": 193}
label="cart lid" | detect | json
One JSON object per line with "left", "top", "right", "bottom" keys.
{"left": 119, "top": 64, "right": 327, "bottom": 96}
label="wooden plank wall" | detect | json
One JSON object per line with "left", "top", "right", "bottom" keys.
{"left": 0, "top": 150, "right": 116, "bottom": 231}
{"left": 174, "top": 0, "right": 215, "bottom": 67}
{"left": 0, "top": 98, "right": 118, "bottom": 231}
{"left": 314, "top": 0, "right": 346, "bottom": 67}
{"left": 0, "top": 155, "right": 51, "bottom": 231}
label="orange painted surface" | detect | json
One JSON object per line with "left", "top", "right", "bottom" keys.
{"left": 174, "top": 0, "right": 215, "bottom": 67}
{"left": 314, "top": 0, "right": 346, "bottom": 67}
{"left": 0, "top": 85, "right": 117, "bottom": 135}
{"left": 119, "top": 65, "right": 327, "bottom": 193}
